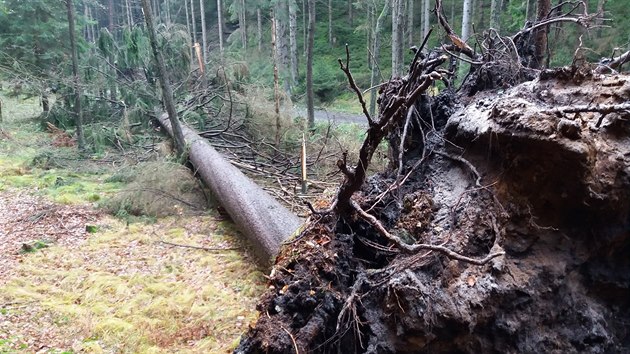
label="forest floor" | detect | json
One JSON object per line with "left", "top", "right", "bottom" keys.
{"left": 0, "top": 95, "right": 265, "bottom": 353}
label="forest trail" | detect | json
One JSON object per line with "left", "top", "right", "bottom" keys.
{"left": 0, "top": 95, "right": 264, "bottom": 353}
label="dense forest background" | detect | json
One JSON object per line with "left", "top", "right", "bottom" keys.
{"left": 0, "top": 0, "right": 629, "bottom": 151}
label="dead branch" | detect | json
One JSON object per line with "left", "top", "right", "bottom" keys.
{"left": 338, "top": 44, "right": 374, "bottom": 126}
{"left": 435, "top": 0, "right": 476, "bottom": 59}
{"left": 351, "top": 200, "right": 504, "bottom": 265}
{"left": 158, "top": 240, "right": 240, "bottom": 251}
{"left": 512, "top": 1, "right": 595, "bottom": 42}
{"left": 596, "top": 50, "right": 630, "bottom": 73}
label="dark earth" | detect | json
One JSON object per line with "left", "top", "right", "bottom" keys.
{"left": 235, "top": 62, "right": 630, "bottom": 353}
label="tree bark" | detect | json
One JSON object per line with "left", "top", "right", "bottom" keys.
{"left": 140, "top": 0, "right": 186, "bottom": 155}
{"left": 66, "top": 0, "right": 85, "bottom": 151}
{"left": 348, "top": 0, "right": 353, "bottom": 25}
{"left": 369, "top": 1, "right": 390, "bottom": 117}
{"left": 477, "top": 0, "right": 486, "bottom": 29}
{"left": 490, "top": 0, "right": 501, "bottom": 30}
{"left": 240, "top": 0, "right": 248, "bottom": 48}
{"left": 200, "top": 0, "right": 208, "bottom": 64}
{"left": 108, "top": 0, "right": 115, "bottom": 34}
{"left": 274, "top": 2, "right": 290, "bottom": 92}
{"left": 525, "top": 0, "right": 531, "bottom": 20}
{"left": 391, "top": 0, "right": 405, "bottom": 77}
{"left": 328, "top": 0, "right": 333, "bottom": 45}
{"left": 533, "top": 0, "right": 550, "bottom": 69}
{"left": 125, "top": 0, "right": 133, "bottom": 27}
{"left": 185, "top": 0, "right": 193, "bottom": 64}
{"left": 217, "top": 0, "right": 225, "bottom": 58}
{"left": 107, "top": 0, "right": 117, "bottom": 102}
{"left": 302, "top": 0, "right": 307, "bottom": 54}
{"left": 156, "top": 115, "right": 302, "bottom": 264}
{"left": 288, "top": 0, "right": 298, "bottom": 84}
{"left": 462, "top": 0, "right": 473, "bottom": 41}
{"left": 271, "top": 12, "right": 282, "bottom": 143}
{"left": 306, "top": 0, "right": 315, "bottom": 129}
{"left": 257, "top": 7, "right": 263, "bottom": 52}
{"left": 367, "top": 2, "right": 373, "bottom": 67}
{"left": 190, "top": 0, "right": 197, "bottom": 44}
{"left": 408, "top": 0, "right": 414, "bottom": 46}
{"left": 423, "top": 0, "right": 430, "bottom": 42}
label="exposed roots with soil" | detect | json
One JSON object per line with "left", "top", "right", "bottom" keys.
{"left": 236, "top": 3, "right": 630, "bottom": 353}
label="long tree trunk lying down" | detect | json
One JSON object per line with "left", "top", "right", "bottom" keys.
{"left": 157, "top": 114, "right": 303, "bottom": 264}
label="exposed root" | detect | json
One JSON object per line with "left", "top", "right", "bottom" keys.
{"left": 351, "top": 200, "right": 505, "bottom": 265}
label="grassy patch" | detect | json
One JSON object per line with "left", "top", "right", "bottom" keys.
{"left": 0, "top": 217, "right": 265, "bottom": 352}
{"left": 0, "top": 90, "right": 266, "bottom": 352}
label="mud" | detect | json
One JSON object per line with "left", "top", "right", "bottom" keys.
{"left": 236, "top": 70, "right": 630, "bottom": 353}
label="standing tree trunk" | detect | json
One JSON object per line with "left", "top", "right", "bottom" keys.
{"left": 125, "top": 0, "right": 133, "bottom": 27}
{"left": 257, "top": 7, "right": 263, "bottom": 52}
{"left": 274, "top": 2, "right": 290, "bottom": 93}
{"left": 328, "top": 0, "right": 333, "bottom": 45}
{"left": 369, "top": 1, "right": 390, "bottom": 117}
{"left": 490, "top": 0, "right": 501, "bottom": 30}
{"left": 84, "top": 5, "right": 91, "bottom": 42}
{"left": 423, "top": 0, "right": 430, "bottom": 41}
{"left": 271, "top": 12, "right": 282, "bottom": 143}
{"left": 66, "top": 0, "right": 85, "bottom": 151}
{"left": 391, "top": 0, "right": 405, "bottom": 77}
{"left": 407, "top": 0, "right": 414, "bottom": 46}
{"left": 288, "top": 0, "right": 298, "bottom": 84}
{"left": 348, "top": 0, "right": 353, "bottom": 25}
{"left": 185, "top": 0, "right": 193, "bottom": 65}
{"left": 533, "top": 0, "right": 550, "bottom": 68}
{"left": 302, "top": 0, "right": 307, "bottom": 54}
{"left": 107, "top": 0, "right": 117, "bottom": 102}
{"left": 200, "top": 0, "right": 208, "bottom": 64}
{"left": 477, "top": 0, "right": 486, "bottom": 29}
{"left": 306, "top": 0, "right": 315, "bottom": 129}
{"left": 367, "top": 2, "right": 373, "bottom": 67}
{"left": 140, "top": 0, "right": 186, "bottom": 154}
{"left": 217, "top": 0, "right": 225, "bottom": 58}
{"left": 462, "top": 0, "right": 473, "bottom": 41}
{"left": 190, "top": 0, "right": 197, "bottom": 44}
{"left": 525, "top": 0, "right": 531, "bottom": 20}
{"left": 108, "top": 0, "right": 115, "bottom": 35}
{"left": 239, "top": 0, "right": 248, "bottom": 48}
{"left": 595, "top": 0, "right": 607, "bottom": 36}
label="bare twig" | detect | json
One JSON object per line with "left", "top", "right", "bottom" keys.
{"left": 338, "top": 44, "right": 374, "bottom": 126}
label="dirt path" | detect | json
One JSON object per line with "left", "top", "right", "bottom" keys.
{"left": 293, "top": 106, "right": 368, "bottom": 126}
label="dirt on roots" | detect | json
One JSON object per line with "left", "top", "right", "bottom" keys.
{"left": 236, "top": 70, "right": 630, "bottom": 353}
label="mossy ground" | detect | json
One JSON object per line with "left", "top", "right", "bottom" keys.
{"left": 0, "top": 93, "right": 265, "bottom": 353}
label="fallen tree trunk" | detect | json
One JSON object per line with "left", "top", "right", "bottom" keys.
{"left": 157, "top": 113, "right": 302, "bottom": 265}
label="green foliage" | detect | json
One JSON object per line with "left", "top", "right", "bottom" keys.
{"left": 20, "top": 239, "right": 51, "bottom": 254}
{"left": 312, "top": 58, "right": 345, "bottom": 103}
